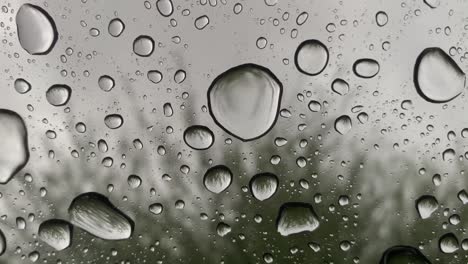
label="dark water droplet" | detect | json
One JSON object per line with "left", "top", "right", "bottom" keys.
{"left": 276, "top": 202, "right": 320, "bottom": 236}
{"left": 415, "top": 195, "right": 438, "bottom": 219}
{"left": 38, "top": 219, "right": 73, "bottom": 251}
{"left": 439, "top": 233, "right": 459, "bottom": 254}
{"left": 379, "top": 246, "right": 431, "bottom": 264}
{"left": 295, "top": 39, "right": 329, "bottom": 76}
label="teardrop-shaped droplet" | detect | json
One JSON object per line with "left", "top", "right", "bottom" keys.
{"left": 195, "top": 15, "right": 210, "bottom": 30}
{"left": 380, "top": 246, "right": 431, "bottom": 264}
{"left": 174, "top": 70, "right": 186, "bottom": 84}
{"left": 203, "top": 165, "right": 233, "bottom": 194}
{"left": 156, "top": 0, "right": 174, "bottom": 17}
{"left": 334, "top": 115, "right": 352, "bottom": 135}
{"left": 14, "top": 78, "right": 31, "bottom": 94}
{"left": 0, "top": 109, "right": 29, "bottom": 184}
{"left": 414, "top": 47, "right": 465, "bottom": 103}
{"left": 276, "top": 202, "right": 320, "bottom": 236}
{"left": 0, "top": 229, "right": 5, "bottom": 256}
{"left": 46, "top": 85, "right": 71, "bottom": 106}
{"left": 68, "top": 192, "right": 134, "bottom": 240}
{"left": 353, "top": 58, "right": 380, "bottom": 78}
{"left": 104, "top": 114, "right": 123, "bottom": 129}
{"left": 249, "top": 173, "right": 279, "bottom": 201}
{"left": 16, "top": 4, "right": 58, "bottom": 55}
{"left": 207, "top": 64, "right": 282, "bottom": 141}
{"left": 98, "top": 75, "right": 115, "bottom": 92}
{"left": 331, "top": 78, "right": 349, "bottom": 95}
{"left": 295, "top": 39, "right": 329, "bottom": 76}
{"left": 416, "top": 195, "right": 438, "bottom": 219}
{"left": 38, "top": 219, "right": 72, "bottom": 251}
{"left": 133, "top": 35, "right": 154, "bottom": 57}
{"left": 147, "top": 70, "right": 163, "bottom": 84}
{"left": 184, "top": 125, "right": 214, "bottom": 150}
{"left": 108, "top": 18, "right": 125, "bottom": 37}
{"left": 439, "top": 233, "right": 459, "bottom": 254}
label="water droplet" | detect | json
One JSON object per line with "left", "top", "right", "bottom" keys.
{"left": 414, "top": 47, "right": 465, "bottom": 103}
{"left": 375, "top": 11, "right": 388, "bottom": 27}
{"left": 108, "top": 18, "right": 125, "bottom": 37}
{"left": 98, "top": 139, "right": 108, "bottom": 153}
{"left": 16, "top": 4, "right": 58, "bottom": 55}
{"left": 424, "top": 0, "right": 440, "bottom": 8}
{"left": 14, "top": 78, "right": 31, "bottom": 94}
{"left": 331, "top": 78, "right": 349, "bottom": 95}
{"left": 334, "top": 115, "right": 352, "bottom": 135}
{"left": 216, "top": 222, "right": 231, "bottom": 237}
{"left": 249, "top": 173, "right": 278, "bottom": 201}
{"left": 208, "top": 64, "right": 282, "bottom": 141}
{"left": 149, "top": 203, "right": 163, "bottom": 215}
{"left": 104, "top": 114, "right": 123, "bottom": 129}
{"left": 156, "top": 0, "right": 173, "bottom": 17}
{"left": 380, "top": 246, "right": 431, "bottom": 263}
{"left": 127, "top": 175, "right": 142, "bottom": 189}
{"left": 195, "top": 15, "right": 209, "bottom": 30}
{"left": 184, "top": 125, "right": 214, "bottom": 150}
{"left": 133, "top": 35, "right": 154, "bottom": 57}
{"left": 147, "top": 70, "right": 163, "bottom": 84}
{"left": 439, "top": 233, "right": 459, "bottom": 254}
{"left": 264, "top": 0, "right": 278, "bottom": 6}
{"left": 295, "top": 39, "right": 329, "bottom": 76}
{"left": 276, "top": 202, "right": 320, "bottom": 236}
{"left": 163, "top": 103, "right": 173, "bottom": 117}
{"left": 203, "top": 165, "right": 232, "bottom": 194}
{"left": 256, "top": 37, "right": 268, "bottom": 49}
{"left": 0, "top": 229, "right": 5, "bottom": 256}
{"left": 28, "top": 251, "right": 40, "bottom": 262}
{"left": 233, "top": 3, "right": 243, "bottom": 14}
{"left": 46, "top": 84, "right": 71, "bottom": 106}
{"left": 68, "top": 192, "right": 134, "bottom": 240}
{"left": 0, "top": 110, "right": 29, "bottom": 184}
{"left": 38, "top": 219, "right": 72, "bottom": 251}
{"left": 98, "top": 75, "right": 115, "bottom": 92}
{"left": 174, "top": 70, "right": 186, "bottom": 84}
{"left": 416, "top": 195, "right": 438, "bottom": 219}
{"left": 442, "top": 148, "right": 455, "bottom": 162}
{"left": 296, "top": 12, "right": 308, "bottom": 26}
{"left": 353, "top": 58, "right": 380, "bottom": 78}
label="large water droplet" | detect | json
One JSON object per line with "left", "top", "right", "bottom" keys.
{"left": 0, "top": 229, "right": 5, "bottom": 256}
{"left": 416, "top": 195, "right": 438, "bottom": 219}
{"left": 16, "top": 4, "right": 58, "bottom": 55}
{"left": 414, "top": 47, "right": 465, "bottom": 103}
{"left": 14, "top": 78, "right": 31, "bottom": 94}
{"left": 184, "top": 125, "right": 214, "bottom": 150}
{"left": 46, "top": 85, "right": 71, "bottom": 106}
{"left": 133, "top": 35, "right": 154, "bottom": 57}
{"left": 439, "top": 233, "right": 459, "bottom": 254}
{"left": 0, "top": 110, "right": 29, "bottom": 184}
{"left": 104, "top": 114, "right": 123, "bottom": 129}
{"left": 249, "top": 173, "right": 279, "bottom": 201}
{"left": 276, "top": 203, "right": 320, "bottom": 236}
{"left": 156, "top": 0, "right": 173, "bottom": 17}
{"left": 207, "top": 64, "right": 282, "bottom": 141}
{"left": 108, "top": 18, "right": 125, "bottom": 37}
{"left": 353, "top": 58, "right": 380, "bottom": 78}
{"left": 68, "top": 192, "right": 134, "bottom": 240}
{"left": 203, "top": 165, "right": 232, "bottom": 194}
{"left": 38, "top": 219, "right": 72, "bottom": 251}
{"left": 294, "top": 39, "right": 329, "bottom": 76}
{"left": 334, "top": 115, "right": 352, "bottom": 135}
{"left": 380, "top": 246, "right": 431, "bottom": 264}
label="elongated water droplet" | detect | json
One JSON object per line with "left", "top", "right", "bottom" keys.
{"left": 0, "top": 110, "right": 29, "bottom": 184}
{"left": 163, "top": 103, "right": 173, "bottom": 117}
{"left": 414, "top": 47, "right": 465, "bottom": 103}
{"left": 331, "top": 78, "right": 349, "bottom": 95}
{"left": 296, "top": 12, "right": 308, "bottom": 26}
{"left": 208, "top": 64, "right": 282, "bottom": 141}
{"left": 156, "top": 0, "right": 173, "bottom": 17}
{"left": 98, "top": 75, "right": 115, "bottom": 92}
{"left": 16, "top": 4, "right": 58, "bottom": 55}
{"left": 195, "top": 15, "right": 209, "bottom": 30}
{"left": 38, "top": 219, "right": 72, "bottom": 251}
{"left": 184, "top": 125, "right": 214, "bottom": 150}
{"left": 108, "top": 18, "right": 125, "bottom": 37}
{"left": 416, "top": 195, "right": 438, "bottom": 219}
{"left": 375, "top": 11, "right": 388, "bottom": 27}
{"left": 380, "top": 246, "right": 431, "bottom": 264}
{"left": 0, "top": 229, "right": 4, "bottom": 256}
{"left": 203, "top": 165, "right": 232, "bottom": 194}
{"left": 46, "top": 85, "right": 71, "bottom": 106}
{"left": 353, "top": 58, "right": 380, "bottom": 78}
{"left": 334, "top": 115, "right": 352, "bottom": 135}
{"left": 295, "top": 39, "right": 329, "bottom": 76}
{"left": 249, "top": 173, "right": 278, "bottom": 201}
{"left": 276, "top": 203, "right": 320, "bottom": 236}
{"left": 439, "top": 233, "right": 459, "bottom": 254}
{"left": 104, "top": 114, "right": 123, "bottom": 129}
{"left": 68, "top": 192, "right": 134, "bottom": 240}
{"left": 14, "top": 78, "right": 31, "bottom": 94}
{"left": 133, "top": 35, "right": 154, "bottom": 57}
{"left": 174, "top": 70, "right": 186, "bottom": 84}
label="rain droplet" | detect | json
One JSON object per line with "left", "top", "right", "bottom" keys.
{"left": 38, "top": 219, "right": 72, "bottom": 251}
{"left": 156, "top": 0, "right": 173, "bottom": 17}
{"left": 108, "top": 18, "right": 125, "bottom": 37}
{"left": 375, "top": 11, "right": 388, "bottom": 27}
{"left": 380, "top": 246, "right": 431, "bottom": 263}
{"left": 296, "top": 12, "right": 308, "bottom": 26}
{"left": 163, "top": 103, "right": 173, "bottom": 117}
{"left": 424, "top": 0, "right": 440, "bottom": 8}
{"left": 149, "top": 203, "right": 163, "bottom": 215}
{"left": 203, "top": 165, "right": 232, "bottom": 194}
{"left": 207, "top": 64, "right": 282, "bottom": 141}
{"left": 16, "top": 4, "right": 58, "bottom": 55}
{"left": 195, "top": 15, "right": 209, "bottom": 30}
{"left": 414, "top": 47, "right": 465, "bottom": 103}
{"left": 442, "top": 148, "right": 455, "bottom": 162}
{"left": 276, "top": 202, "right": 320, "bottom": 236}
{"left": 104, "top": 114, "right": 123, "bottom": 129}
{"left": 416, "top": 195, "right": 438, "bottom": 219}
{"left": 256, "top": 37, "right": 268, "bottom": 49}
{"left": 295, "top": 39, "right": 329, "bottom": 76}
{"left": 216, "top": 222, "right": 231, "bottom": 237}
{"left": 174, "top": 70, "right": 186, "bottom": 84}
{"left": 14, "top": 78, "right": 31, "bottom": 94}
{"left": 133, "top": 35, "right": 154, "bottom": 57}
{"left": 46, "top": 84, "right": 71, "bottom": 106}
{"left": 334, "top": 115, "right": 352, "bottom": 135}
{"left": 98, "top": 75, "right": 115, "bottom": 92}
{"left": 308, "top": 100, "right": 321, "bottom": 112}
{"left": 353, "top": 58, "right": 380, "bottom": 78}
{"left": 127, "top": 175, "right": 142, "bottom": 189}
{"left": 147, "top": 70, "right": 163, "bottom": 84}
{"left": 249, "top": 173, "right": 278, "bottom": 201}
{"left": 331, "top": 78, "right": 349, "bottom": 95}
{"left": 68, "top": 192, "right": 134, "bottom": 240}
{"left": 439, "top": 233, "right": 459, "bottom": 254}
{"left": 184, "top": 125, "right": 214, "bottom": 150}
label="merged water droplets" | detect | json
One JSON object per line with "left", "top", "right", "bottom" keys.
{"left": 207, "top": 64, "right": 282, "bottom": 141}
{"left": 276, "top": 203, "right": 320, "bottom": 236}
{"left": 0, "top": 110, "right": 29, "bottom": 184}
{"left": 38, "top": 219, "right": 72, "bottom": 251}
{"left": 16, "top": 4, "right": 58, "bottom": 55}
{"left": 334, "top": 115, "right": 352, "bottom": 135}
{"left": 68, "top": 192, "right": 134, "bottom": 240}
{"left": 156, "top": 0, "right": 174, "bottom": 17}
{"left": 183, "top": 125, "right": 214, "bottom": 150}
{"left": 46, "top": 85, "right": 72, "bottom": 106}
{"left": 133, "top": 35, "right": 154, "bottom": 57}
{"left": 104, "top": 114, "right": 124, "bottom": 129}
{"left": 203, "top": 165, "right": 232, "bottom": 194}
{"left": 249, "top": 173, "right": 279, "bottom": 201}
{"left": 380, "top": 246, "right": 431, "bottom": 264}
{"left": 414, "top": 47, "right": 465, "bottom": 103}
{"left": 416, "top": 195, "right": 438, "bottom": 219}
{"left": 14, "top": 78, "right": 31, "bottom": 94}
{"left": 294, "top": 39, "right": 329, "bottom": 76}
{"left": 108, "top": 18, "right": 125, "bottom": 37}
{"left": 353, "top": 58, "right": 380, "bottom": 78}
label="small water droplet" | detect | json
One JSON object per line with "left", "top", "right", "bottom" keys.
{"left": 375, "top": 11, "right": 388, "bottom": 27}
{"left": 147, "top": 70, "right": 163, "bottom": 84}
{"left": 98, "top": 75, "right": 115, "bottom": 92}
{"left": 108, "top": 18, "right": 125, "bottom": 37}
{"left": 331, "top": 78, "right": 349, "bottom": 95}
{"left": 439, "top": 233, "right": 459, "bottom": 254}
{"left": 156, "top": 0, "right": 174, "bottom": 17}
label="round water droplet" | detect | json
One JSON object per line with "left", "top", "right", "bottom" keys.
{"left": 375, "top": 11, "right": 388, "bottom": 27}
{"left": 207, "top": 64, "right": 282, "bottom": 141}
{"left": 108, "top": 18, "right": 125, "bottom": 37}
{"left": 68, "top": 192, "right": 134, "bottom": 240}
{"left": 276, "top": 203, "right": 320, "bottom": 236}
{"left": 156, "top": 0, "right": 173, "bottom": 17}
{"left": 380, "top": 246, "right": 431, "bottom": 264}
{"left": 414, "top": 47, "right": 465, "bottom": 103}
{"left": 38, "top": 219, "right": 72, "bottom": 251}
{"left": 0, "top": 109, "right": 29, "bottom": 184}
{"left": 163, "top": 103, "right": 173, "bottom": 117}
{"left": 184, "top": 125, "right": 214, "bottom": 150}
{"left": 249, "top": 173, "right": 278, "bottom": 201}
{"left": 203, "top": 165, "right": 232, "bottom": 194}
{"left": 256, "top": 37, "right": 268, "bottom": 49}
{"left": 46, "top": 84, "right": 71, "bottom": 106}
{"left": 331, "top": 78, "right": 349, "bottom": 95}
{"left": 439, "top": 233, "right": 459, "bottom": 254}
{"left": 104, "top": 114, "right": 123, "bottom": 129}
{"left": 195, "top": 15, "right": 210, "bottom": 30}
{"left": 14, "top": 78, "right": 31, "bottom": 94}
{"left": 16, "top": 4, "right": 58, "bottom": 55}
{"left": 353, "top": 58, "right": 380, "bottom": 78}
{"left": 133, "top": 35, "right": 154, "bottom": 57}
{"left": 98, "top": 75, "right": 115, "bottom": 92}
{"left": 127, "top": 175, "right": 142, "bottom": 189}
{"left": 295, "top": 39, "right": 329, "bottom": 76}
{"left": 334, "top": 115, "right": 352, "bottom": 135}
{"left": 147, "top": 70, "right": 163, "bottom": 84}
{"left": 416, "top": 195, "right": 438, "bottom": 219}
{"left": 149, "top": 203, "right": 163, "bottom": 215}
{"left": 174, "top": 70, "right": 186, "bottom": 84}
{"left": 308, "top": 100, "right": 321, "bottom": 112}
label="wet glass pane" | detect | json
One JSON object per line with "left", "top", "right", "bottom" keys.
{"left": 0, "top": 0, "right": 467, "bottom": 263}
